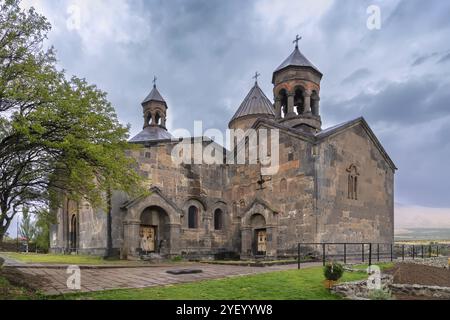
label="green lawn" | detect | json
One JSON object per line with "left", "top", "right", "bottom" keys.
{"left": 0, "top": 273, "right": 38, "bottom": 300}
{"left": 2, "top": 252, "right": 133, "bottom": 265}
{"left": 54, "top": 266, "right": 371, "bottom": 300}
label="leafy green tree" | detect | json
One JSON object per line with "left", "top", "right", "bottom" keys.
{"left": 19, "top": 206, "right": 36, "bottom": 251}
{"left": 0, "top": 0, "right": 144, "bottom": 242}
{"left": 34, "top": 208, "right": 56, "bottom": 252}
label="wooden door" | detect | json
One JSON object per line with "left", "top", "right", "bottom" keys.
{"left": 257, "top": 229, "right": 267, "bottom": 254}
{"left": 140, "top": 226, "right": 156, "bottom": 252}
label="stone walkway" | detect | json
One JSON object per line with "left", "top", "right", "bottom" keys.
{"left": 7, "top": 262, "right": 321, "bottom": 296}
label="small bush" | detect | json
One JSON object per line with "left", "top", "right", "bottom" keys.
{"left": 323, "top": 262, "right": 344, "bottom": 281}
{"left": 171, "top": 256, "right": 183, "bottom": 262}
{"left": 368, "top": 289, "right": 392, "bottom": 300}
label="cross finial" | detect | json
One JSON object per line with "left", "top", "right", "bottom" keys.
{"left": 293, "top": 34, "right": 302, "bottom": 48}
{"left": 152, "top": 76, "right": 157, "bottom": 88}
{"left": 253, "top": 71, "right": 260, "bottom": 84}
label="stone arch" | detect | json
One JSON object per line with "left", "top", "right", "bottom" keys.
{"left": 277, "top": 88, "right": 288, "bottom": 117}
{"left": 212, "top": 201, "right": 228, "bottom": 231}
{"left": 293, "top": 86, "right": 305, "bottom": 115}
{"left": 126, "top": 193, "right": 180, "bottom": 225}
{"left": 182, "top": 198, "right": 206, "bottom": 229}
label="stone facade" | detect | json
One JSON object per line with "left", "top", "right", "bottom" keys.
{"left": 50, "top": 44, "right": 396, "bottom": 260}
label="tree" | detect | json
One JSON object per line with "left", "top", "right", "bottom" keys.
{"left": 0, "top": 0, "right": 144, "bottom": 242}
{"left": 34, "top": 208, "right": 55, "bottom": 252}
{"left": 19, "top": 206, "right": 36, "bottom": 251}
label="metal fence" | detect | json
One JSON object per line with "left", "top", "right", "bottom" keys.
{"left": 296, "top": 242, "right": 450, "bottom": 269}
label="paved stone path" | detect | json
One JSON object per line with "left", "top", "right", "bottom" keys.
{"left": 8, "top": 262, "right": 322, "bottom": 295}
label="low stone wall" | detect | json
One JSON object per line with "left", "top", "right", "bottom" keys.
{"left": 395, "top": 257, "right": 449, "bottom": 269}
{"left": 390, "top": 283, "right": 450, "bottom": 299}
{"left": 331, "top": 275, "right": 393, "bottom": 300}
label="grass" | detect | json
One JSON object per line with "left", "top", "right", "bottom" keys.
{"left": 1, "top": 252, "right": 134, "bottom": 265}
{"left": 348, "top": 262, "right": 394, "bottom": 271}
{"left": 53, "top": 266, "right": 371, "bottom": 300}
{"left": 0, "top": 272, "right": 38, "bottom": 300}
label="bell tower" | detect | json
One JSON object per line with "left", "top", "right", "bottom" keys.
{"left": 141, "top": 76, "right": 168, "bottom": 129}
{"left": 272, "top": 36, "right": 323, "bottom": 132}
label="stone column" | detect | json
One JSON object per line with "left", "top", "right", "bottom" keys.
{"left": 304, "top": 91, "right": 312, "bottom": 114}
{"left": 168, "top": 223, "right": 181, "bottom": 256}
{"left": 274, "top": 97, "right": 282, "bottom": 119}
{"left": 122, "top": 219, "right": 141, "bottom": 260}
{"left": 286, "top": 93, "right": 296, "bottom": 117}
{"left": 265, "top": 225, "right": 278, "bottom": 258}
{"left": 314, "top": 96, "right": 320, "bottom": 116}
{"left": 241, "top": 227, "right": 253, "bottom": 259}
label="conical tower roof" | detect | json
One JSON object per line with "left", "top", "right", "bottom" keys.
{"left": 274, "top": 46, "right": 321, "bottom": 76}
{"left": 142, "top": 85, "right": 166, "bottom": 105}
{"left": 230, "top": 82, "right": 275, "bottom": 124}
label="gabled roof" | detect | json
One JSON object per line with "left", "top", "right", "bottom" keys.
{"left": 251, "top": 117, "right": 397, "bottom": 171}
{"left": 121, "top": 186, "right": 181, "bottom": 213}
{"left": 129, "top": 126, "right": 174, "bottom": 144}
{"left": 229, "top": 82, "right": 275, "bottom": 124}
{"left": 274, "top": 46, "right": 322, "bottom": 76}
{"left": 142, "top": 85, "right": 166, "bottom": 105}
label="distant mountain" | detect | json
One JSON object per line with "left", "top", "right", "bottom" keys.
{"left": 394, "top": 228, "right": 450, "bottom": 241}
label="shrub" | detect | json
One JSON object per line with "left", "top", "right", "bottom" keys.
{"left": 171, "top": 256, "right": 183, "bottom": 262}
{"left": 368, "top": 289, "right": 392, "bottom": 300}
{"left": 323, "top": 262, "right": 344, "bottom": 281}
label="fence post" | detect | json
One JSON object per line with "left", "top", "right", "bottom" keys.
{"left": 412, "top": 245, "right": 415, "bottom": 260}
{"left": 362, "top": 244, "right": 365, "bottom": 263}
{"left": 369, "top": 243, "right": 372, "bottom": 266}
{"left": 344, "top": 243, "right": 347, "bottom": 265}
{"left": 297, "top": 243, "right": 301, "bottom": 270}
{"left": 421, "top": 245, "right": 424, "bottom": 259}
{"left": 437, "top": 245, "right": 439, "bottom": 257}
{"left": 429, "top": 245, "right": 432, "bottom": 258}
{"left": 322, "top": 244, "right": 326, "bottom": 266}
{"left": 402, "top": 244, "right": 405, "bottom": 261}
{"left": 377, "top": 243, "right": 380, "bottom": 262}
{"left": 390, "top": 244, "right": 393, "bottom": 262}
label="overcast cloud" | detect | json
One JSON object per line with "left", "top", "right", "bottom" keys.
{"left": 8, "top": 0, "right": 450, "bottom": 233}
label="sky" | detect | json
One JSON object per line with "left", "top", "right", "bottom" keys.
{"left": 7, "top": 0, "right": 450, "bottom": 236}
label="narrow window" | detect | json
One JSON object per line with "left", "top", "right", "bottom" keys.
{"left": 188, "top": 206, "right": 198, "bottom": 229}
{"left": 214, "top": 209, "right": 223, "bottom": 230}
{"left": 347, "top": 165, "right": 359, "bottom": 200}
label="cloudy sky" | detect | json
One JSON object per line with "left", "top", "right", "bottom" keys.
{"left": 8, "top": 0, "right": 450, "bottom": 235}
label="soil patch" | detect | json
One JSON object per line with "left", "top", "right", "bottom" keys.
{"left": 385, "top": 263, "right": 450, "bottom": 287}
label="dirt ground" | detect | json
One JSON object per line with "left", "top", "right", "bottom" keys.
{"left": 386, "top": 263, "right": 450, "bottom": 287}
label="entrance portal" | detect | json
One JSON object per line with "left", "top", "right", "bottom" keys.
{"left": 140, "top": 206, "right": 170, "bottom": 255}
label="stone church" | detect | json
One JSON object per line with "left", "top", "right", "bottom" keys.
{"left": 50, "top": 42, "right": 396, "bottom": 260}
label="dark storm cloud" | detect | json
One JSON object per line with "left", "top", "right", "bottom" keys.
{"left": 341, "top": 68, "right": 371, "bottom": 84}
{"left": 21, "top": 0, "right": 450, "bottom": 211}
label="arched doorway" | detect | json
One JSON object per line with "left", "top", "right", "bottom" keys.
{"left": 69, "top": 214, "right": 78, "bottom": 252}
{"left": 139, "top": 206, "right": 170, "bottom": 255}
{"left": 250, "top": 213, "right": 267, "bottom": 256}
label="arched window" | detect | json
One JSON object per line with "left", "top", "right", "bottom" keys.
{"left": 280, "top": 178, "right": 287, "bottom": 192}
{"left": 278, "top": 89, "right": 288, "bottom": 118}
{"left": 146, "top": 113, "right": 152, "bottom": 126}
{"left": 347, "top": 165, "right": 359, "bottom": 200}
{"left": 294, "top": 88, "right": 305, "bottom": 115}
{"left": 155, "top": 113, "right": 161, "bottom": 125}
{"left": 188, "top": 206, "right": 198, "bottom": 229}
{"left": 70, "top": 214, "right": 77, "bottom": 251}
{"left": 214, "top": 209, "right": 223, "bottom": 230}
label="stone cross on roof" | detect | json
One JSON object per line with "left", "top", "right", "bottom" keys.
{"left": 253, "top": 71, "right": 260, "bottom": 84}
{"left": 293, "top": 35, "right": 302, "bottom": 48}
{"left": 153, "top": 75, "right": 157, "bottom": 88}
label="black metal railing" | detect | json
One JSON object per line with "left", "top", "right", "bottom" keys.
{"left": 297, "top": 242, "right": 450, "bottom": 269}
